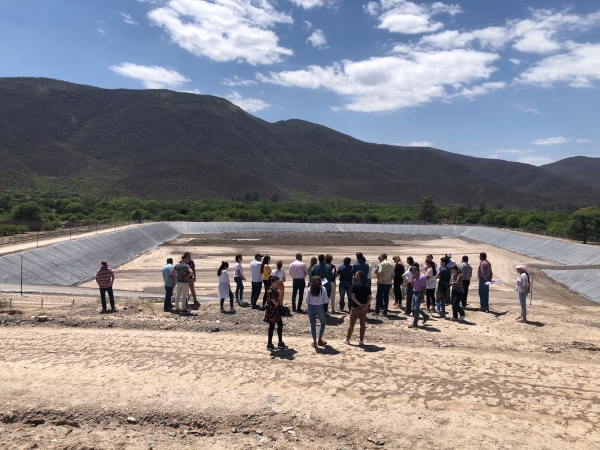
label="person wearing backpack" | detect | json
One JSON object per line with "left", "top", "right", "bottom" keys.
{"left": 514, "top": 265, "right": 530, "bottom": 323}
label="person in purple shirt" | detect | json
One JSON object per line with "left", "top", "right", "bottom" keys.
{"left": 408, "top": 265, "right": 430, "bottom": 328}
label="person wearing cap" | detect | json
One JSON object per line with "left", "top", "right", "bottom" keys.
{"left": 249, "top": 253, "right": 263, "bottom": 309}
{"left": 96, "top": 260, "right": 115, "bottom": 312}
{"left": 514, "top": 265, "right": 530, "bottom": 323}
{"left": 289, "top": 253, "right": 308, "bottom": 313}
{"left": 445, "top": 253, "right": 456, "bottom": 268}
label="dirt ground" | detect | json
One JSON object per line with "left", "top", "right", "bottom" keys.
{"left": 2, "top": 233, "right": 600, "bottom": 449}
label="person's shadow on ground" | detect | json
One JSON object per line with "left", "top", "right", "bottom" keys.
{"left": 366, "top": 317, "right": 383, "bottom": 325}
{"left": 315, "top": 345, "right": 341, "bottom": 355}
{"left": 360, "top": 344, "right": 385, "bottom": 352}
{"left": 325, "top": 315, "right": 345, "bottom": 326}
{"left": 269, "top": 348, "right": 298, "bottom": 360}
{"left": 525, "top": 320, "right": 545, "bottom": 327}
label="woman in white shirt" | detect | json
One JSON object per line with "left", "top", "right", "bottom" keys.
{"left": 271, "top": 260, "right": 286, "bottom": 303}
{"left": 514, "top": 265, "right": 530, "bottom": 323}
{"left": 234, "top": 254, "right": 247, "bottom": 306}
{"left": 425, "top": 260, "right": 437, "bottom": 312}
{"left": 305, "top": 276, "right": 329, "bottom": 348}
{"left": 402, "top": 256, "right": 415, "bottom": 315}
{"left": 217, "top": 261, "right": 235, "bottom": 313}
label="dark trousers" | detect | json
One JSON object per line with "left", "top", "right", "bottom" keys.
{"left": 324, "top": 288, "right": 332, "bottom": 312}
{"left": 375, "top": 284, "right": 392, "bottom": 314}
{"left": 267, "top": 318, "right": 283, "bottom": 345}
{"left": 220, "top": 288, "right": 234, "bottom": 309}
{"left": 164, "top": 286, "right": 174, "bottom": 311}
{"left": 426, "top": 288, "right": 436, "bottom": 310}
{"left": 404, "top": 284, "right": 413, "bottom": 314}
{"left": 100, "top": 287, "right": 115, "bottom": 310}
{"left": 393, "top": 281, "right": 402, "bottom": 306}
{"left": 251, "top": 281, "right": 262, "bottom": 307}
{"left": 234, "top": 277, "right": 244, "bottom": 301}
{"left": 462, "top": 280, "right": 471, "bottom": 307}
{"left": 452, "top": 290, "right": 465, "bottom": 318}
{"left": 338, "top": 280, "right": 352, "bottom": 310}
{"left": 292, "top": 278, "right": 306, "bottom": 311}
{"left": 262, "top": 279, "right": 271, "bottom": 306}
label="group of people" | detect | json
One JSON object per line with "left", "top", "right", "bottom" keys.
{"left": 96, "top": 248, "right": 531, "bottom": 349}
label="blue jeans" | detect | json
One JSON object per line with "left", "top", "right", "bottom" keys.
{"left": 518, "top": 291, "right": 528, "bottom": 318}
{"left": 479, "top": 278, "right": 490, "bottom": 310}
{"left": 307, "top": 304, "right": 327, "bottom": 341}
{"left": 375, "top": 284, "right": 392, "bottom": 314}
{"left": 412, "top": 291, "right": 429, "bottom": 326}
{"left": 234, "top": 277, "right": 244, "bottom": 301}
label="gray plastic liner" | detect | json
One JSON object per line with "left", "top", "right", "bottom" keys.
{"left": 1, "top": 222, "right": 599, "bottom": 303}
{"left": 543, "top": 269, "right": 600, "bottom": 304}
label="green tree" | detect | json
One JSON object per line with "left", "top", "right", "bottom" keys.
{"left": 507, "top": 214, "right": 520, "bottom": 229}
{"left": 570, "top": 206, "right": 600, "bottom": 244}
{"left": 131, "top": 209, "right": 144, "bottom": 223}
{"left": 447, "top": 204, "right": 460, "bottom": 223}
{"left": 417, "top": 194, "right": 437, "bottom": 222}
{"left": 12, "top": 201, "right": 42, "bottom": 220}
{"left": 270, "top": 192, "right": 279, "bottom": 202}
{"left": 478, "top": 199, "right": 487, "bottom": 215}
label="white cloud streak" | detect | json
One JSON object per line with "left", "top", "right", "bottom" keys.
{"left": 109, "top": 62, "right": 190, "bottom": 89}
{"left": 516, "top": 105, "right": 541, "bottom": 114}
{"left": 518, "top": 155, "right": 555, "bottom": 165}
{"left": 289, "top": 0, "right": 325, "bottom": 9}
{"left": 226, "top": 91, "right": 270, "bottom": 112}
{"left": 120, "top": 12, "right": 139, "bottom": 25}
{"left": 307, "top": 29, "right": 327, "bottom": 47}
{"left": 532, "top": 137, "right": 571, "bottom": 145}
{"left": 220, "top": 75, "right": 258, "bottom": 86}
{"left": 146, "top": 0, "right": 293, "bottom": 65}
{"left": 407, "top": 141, "right": 434, "bottom": 147}
{"left": 97, "top": 28, "right": 106, "bottom": 34}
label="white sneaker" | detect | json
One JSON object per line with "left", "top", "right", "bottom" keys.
{"left": 359, "top": 340, "right": 365, "bottom": 346}
{"left": 343, "top": 339, "right": 350, "bottom": 345}
{"left": 458, "top": 315, "right": 466, "bottom": 321}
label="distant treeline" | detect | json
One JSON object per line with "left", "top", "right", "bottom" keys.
{"left": 0, "top": 193, "right": 599, "bottom": 243}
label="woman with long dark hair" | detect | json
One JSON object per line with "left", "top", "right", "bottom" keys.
{"left": 261, "top": 255, "right": 272, "bottom": 307}
{"left": 234, "top": 254, "right": 246, "bottom": 306}
{"left": 217, "top": 261, "right": 235, "bottom": 313}
{"left": 450, "top": 265, "right": 466, "bottom": 321}
{"left": 305, "top": 275, "right": 329, "bottom": 348}
{"left": 392, "top": 256, "right": 404, "bottom": 308}
{"left": 264, "top": 276, "right": 287, "bottom": 350}
{"left": 271, "top": 260, "right": 286, "bottom": 303}
{"left": 425, "top": 260, "right": 437, "bottom": 312}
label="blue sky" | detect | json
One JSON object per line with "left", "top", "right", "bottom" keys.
{"left": 1, "top": 0, "right": 599, "bottom": 165}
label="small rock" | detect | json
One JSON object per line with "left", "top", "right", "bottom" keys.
{"left": 25, "top": 418, "right": 45, "bottom": 426}
{"left": 256, "top": 429, "right": 263, "bottom": 435}
{"left": 127, "top": 416, "right": 138, "bottom": 424}
{"left": 207, "top": 327, "right": 220, "bottom": 333}
{"left": 35, "top": 316, "right": 48, "bottom": 322}
{"left": 52, "top": 419, "right": 79, "bottom": 428}
{"left": 242, "top": 428, "right": 250, "bottom": 434}
{"left": 231, "top": 427, "right": 238, "bottom": 433}
{"left": 367, "top": 436, "right": 385, "bottom": 446}
{"left": 282, "top": 426, "right": 294, "bottom": 432}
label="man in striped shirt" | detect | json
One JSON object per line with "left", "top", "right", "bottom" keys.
{"left": 96, "top": 260, "right": 115, "bottom": 312}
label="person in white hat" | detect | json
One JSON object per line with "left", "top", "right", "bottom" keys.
{"left": 445, "top": 253, "right": 456, "bottom": 268}
{"left": 514, "top": 265, "right": 530, "bottom": 323}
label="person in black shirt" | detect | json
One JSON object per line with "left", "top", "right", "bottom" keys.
{"left": 436, "top": 257, "right": 451, "bottom": 318}
{"left": 344, "top": 271, "right": 371, "bottom": 346}
{"left": 392, "top": 255, "right": 404, "bottom": 308}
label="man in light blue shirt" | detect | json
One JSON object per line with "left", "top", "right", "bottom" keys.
{"left": 162, "top": 258, "right": 175, "bottom": 312}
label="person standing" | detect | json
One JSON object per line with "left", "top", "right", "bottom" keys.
{"left": 457, "top": 255, "right": 472, "bottom": 308}
{"left": 171, "top": 254, "right": 193, "bottom": 313}
{"left": 184, "top": 252, "right": 199, "bottom": 307}
{"left": 352, "top": 252, "right": 371, "bottom": 288}
{"left": 271, "top": 260, "right": 286, "bottom": 303}
{"left": 450, "top": 265, "right": 466, "bottom": 321}
{"left": 425, "top": 260, "right": 437, "bottom": 313}
{"left": 309, "top": 254, "right": 333, "bottom": 311}
{"left": 445, "top": 253, "right": 456, "bottom": 268}
{"left": 305, "top": 276, "right": 329, "bottom": 348}
{"left": 436, "top": 257, "right": 450, "bottom": 318}
{"left": 234, "top": 254, "right": 247, "bottom": 306}
{"left": 217, "top": 261, "right": 235, "bottom": 313}
{"left": 514, "top": 265, "right": 530, "bottom": 323}
{"left": 289, "top": 253, "right": 308, "bottom": 313}
{"left": 402, "top": 256, "right": 415, "bottom": 315}
{"left": 264, "top": 276, "right": 287, "bottom": 350}
{"left": 162, "top": 258, "right": 175, "bottom": 312}
{"left": 392, "top": 256, "right": 404, "bottom": 308}
{"left": 96, "top": 260, "right": 115, "bottom": 312}
{"left": 375, "top": 253, "right": 394, "bottom": 316}
{"left": 344, "top": 271, "right": 371, "bottom": 345}
{"left": 477, "top": 252, "right": 493, "bottom": 312}
{"left": 261, "top": 255, "right": 273, "bottom": 307}
{"left": 337, "top": 257, "right": 353, "bottom": 312}
{"left": 326, "top": 254, "right": 337, "bottom": 313}
{"left": 249, "top": 253, "right": 263, "bottom": 309}
{"left": 408, "top": 265, "right": 429, "bottom": 328}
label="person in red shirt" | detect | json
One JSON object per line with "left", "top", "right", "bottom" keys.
{"left": 96, "top": 260, "right": 115, "bottom": 312}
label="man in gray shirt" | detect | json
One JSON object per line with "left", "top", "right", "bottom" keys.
{"left": 457, "top": 255, "right": 473, "bottom": 308}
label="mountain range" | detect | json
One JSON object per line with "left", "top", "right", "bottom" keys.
{"left": 0, "top": 77, "right": 598, "bottom": 209}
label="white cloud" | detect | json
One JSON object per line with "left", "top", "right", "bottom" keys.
{"left": 577, "top": 138, "right": 590, "bottom": 143}
{"left": 532, "top": 137, "right": 571, "bottom": 145}
{"left": 516, "top": 105, "right": 541, "bottom": 114}
{"left": 181, "top": 88, "right": 201, "bottom": 94}
{"left": 517, "top": 43, "right": 600, "bottom": 88}
{"left": 495, "top": 149, "right": 534, "bottom": 155}
{"left": 146, "top": 0, "right": 293, "bottom": 65}
{"left": 258, "top": 48, "right": 500, "bottom": 112}
{"left": 307, "top": 29, "right": 327, "bottom": 48}
{"left": 303, "top": 20, "right": 312, "bottom": 30}
{"left": 509, "top": 58, "right": 521, "bottom": 65}
{"left": 518, "top": 155, "right": 555, "bottom": 165}
{"left": 289, "top": 0, "right": 325, "bottom": 9}
{"left": 220, "top": 75, "right": 258, "bottom": 86}
{"left": 449, "top": 81, "right": 505, "bottom": 100}
{"left": 97, "top": 28, "right": 106, "bottom": 34}
{"left": 119, "top": 12, "right": 139, "bottom": 25}
{"left": 366, "top": 0, "right": 462, "bottom": 35}
{"left": 226, "top": 91, "right": 270, "bottom": 112}
{"left": 109, "top": 62, "right": 190, "bottom": 89}
{"left": 407, "top": 141, "right": 434, "bottom": 147}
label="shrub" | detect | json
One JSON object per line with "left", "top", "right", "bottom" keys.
{"left": 12, "top": 201, "right": 42, "bottom": 220}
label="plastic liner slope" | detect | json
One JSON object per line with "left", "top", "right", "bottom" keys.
{"left": 544, "top": 269, "right": 600, "bottom": 304}
{"left": 0, "top": 223, "right": 180, "bottom": 286}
